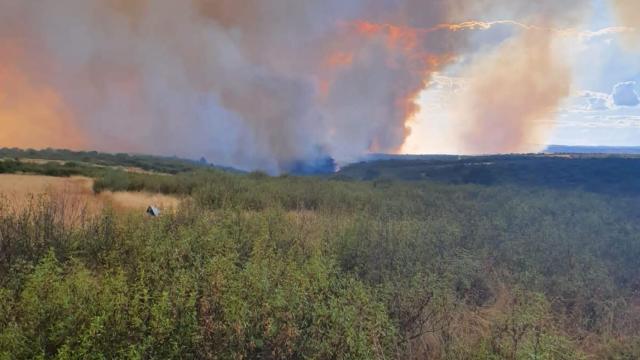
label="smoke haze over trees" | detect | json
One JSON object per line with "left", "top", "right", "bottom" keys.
{"left": 0, "top": 0, "right": 615, "bottom": 173}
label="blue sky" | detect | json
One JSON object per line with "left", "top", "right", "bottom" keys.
{"left": 551, "top": 0, "right": 640, "bottom": 147}
{"left": 404, "top": 0, "right": 640, "bottom": 153}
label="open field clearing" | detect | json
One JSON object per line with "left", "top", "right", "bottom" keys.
{"left": 0, "top": 174, "right": 180, "bottom": 214}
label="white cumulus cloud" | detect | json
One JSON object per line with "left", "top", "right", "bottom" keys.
{"left": 612, "top": 81, "right": 640, "bottom": 107}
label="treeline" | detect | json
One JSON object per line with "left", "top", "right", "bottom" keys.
{"left": 338, "top": 155, "right": 640, "bottom": 195}
{"left": 0, "top": 159, "right": 99, "bottom": 178}
{"left": 0, "top": 148, "right": 222, "bottom": 174}
{"left": 1, "top": 169, "right": 639, "bottom": 358}
{"left": 0, "top": 157, "right": 195, "bottom": 189}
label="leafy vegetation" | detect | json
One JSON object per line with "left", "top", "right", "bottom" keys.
{"left": 339, "top": 155, "right": 640, "bottom": 195}
{"left": 0, "top": 148, "right": 221, "bottom": 175}
{"left": 1, "top": 155, "right": 639, "bottom": 359}
{"left": 0, "top": 159, "right": 97, "bottom": 178}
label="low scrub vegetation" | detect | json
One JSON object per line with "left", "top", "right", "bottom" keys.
{"left": 339, "top": 155, "right": 640, "bottom": 195}
{"left": 1, "top": 158, "right": 639, "bottom": 359}
{"left": 0, "top": 148, "right": 215, "bottom": 174}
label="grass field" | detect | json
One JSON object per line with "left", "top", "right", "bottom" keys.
{"left": 0, "top": 174, "right": 180, "bottom": 213}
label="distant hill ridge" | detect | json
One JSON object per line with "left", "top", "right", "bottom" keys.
{"left": 337, "top": 152, "right": 640, "bottom": 195}
{"left": 0, "top": 148, "right": 237, "bottom": 175}
{"left": 545, "top": 145, "right": 640, "bottom": 154}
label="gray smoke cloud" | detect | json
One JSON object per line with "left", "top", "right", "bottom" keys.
{"left": 0, "top": 0, "right": 592, "bottom": 172}
{"left": 611, "top": 0, "right": 640, "bottom": 47}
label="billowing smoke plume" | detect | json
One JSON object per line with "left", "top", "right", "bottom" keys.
{"left": 0, "top": 0, "right": 592, "bottom": 172}
{"left": 0, "top": 77, "right": 85, "bottom": 150}
{"left": 1, "top": 0, "right": 350, "bottom": 172}
{"left": 611, "top": 0, "right": 640, "bottom": 46}
{"left": 454, "top": 29, "right": 571, "bottom": 154}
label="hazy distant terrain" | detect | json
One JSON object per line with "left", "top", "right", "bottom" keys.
{"left": 1, "top": 149, "right": 639, "bottom": 359}
{"left": 340, "top": 153, "right": 640, "bottom": 196}
{"left": 546, "top": 145, "right": 640, "bottom": 154}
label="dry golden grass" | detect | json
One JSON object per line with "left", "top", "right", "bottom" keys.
{"left": 99, "top": 191, "right": 181, "bottom": 211}
{"left": 0, "top": 174, "right": 180, "bottom": 214}
{"left": 0, "top": 174, "right": 93, "bottom": 203}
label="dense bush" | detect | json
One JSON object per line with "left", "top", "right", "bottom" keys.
{"left": 0, "top": 148, "right": 216, "bottom": 174}
{"left": 339, "top": 156, "right": 640, "bottom": 195}
{"left": 0, "top": 159, "right": 94, "bottom": 178}
{"left": 1, "top": 160, "right": 640, "bottom": 358}
{"left": 0, "top": 199, "right": 398, "bottom": 359}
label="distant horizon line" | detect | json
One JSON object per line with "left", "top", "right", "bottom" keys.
{"left": 3, "top": 145, "right": 640, "bottom": 165}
